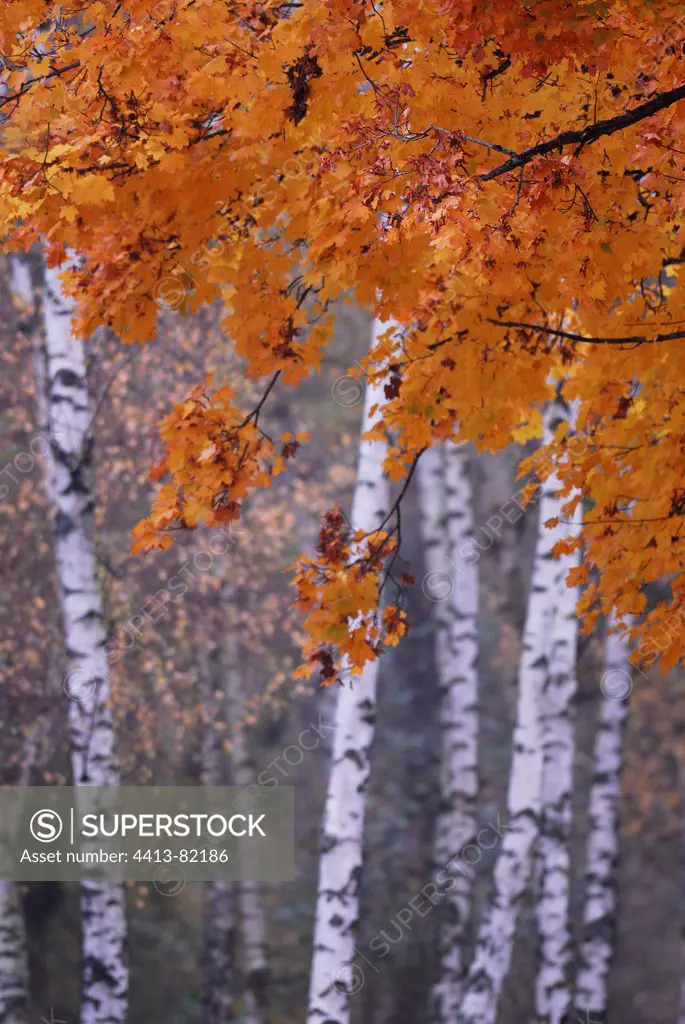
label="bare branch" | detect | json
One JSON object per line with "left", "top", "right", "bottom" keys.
{"left": 488, "top": 318, "right": 685, "bottom": 346}
{"left": 0, "top": 61, "right": 81, "bottom": 108}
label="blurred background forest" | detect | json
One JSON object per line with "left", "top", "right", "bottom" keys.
{"left": 0, "top": 255, "right": 683, "bottom": 1024}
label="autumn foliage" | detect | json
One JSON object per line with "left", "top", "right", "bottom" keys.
{"left": 292, "top": 504, "right": 409, "bottom": 683}
{"left": 1, "top": 0, "right": 685, "bottom": 675}
{"left": 131, "top": 374, "right": 306, "bottom": 552}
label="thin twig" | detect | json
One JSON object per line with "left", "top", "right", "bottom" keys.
{"left": 488, "top": 318, "right": 685, "bottom": 346}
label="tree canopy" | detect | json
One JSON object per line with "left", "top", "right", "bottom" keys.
{"left": 1, "top": 0, "right": 684, "bottom": 677}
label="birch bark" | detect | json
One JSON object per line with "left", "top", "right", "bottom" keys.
{"left": 457, "top": 400, "right": 571, "bottom": 1024}
{"left": 306, "top": 321, "right": 389, "bottom": 1024}
{"left": 417, "top": 441, "right": 478, "bottom": 1020}
{"left": 0, "top": 689, "right": 47, "bottom": 1024}
{"left": 39, "top": 258, "right": 128, "bottom": 1024}
{"left": 534, "top": 492, "right": 582, "bottom": 1024}
{"left": 200, "top": 642, "right": 237, "bottom": 1024}
{"left": 203, "top": 879, "right": 238, "bottom": 1024}
{"left": 223, "top": 638, "right": 269, "bottom": 1024}
{"left": 575, "top": 614, "right": 631, "bottom": 1023}
{"left": 0, "top": 883, "right": 29, "bottom": 1024}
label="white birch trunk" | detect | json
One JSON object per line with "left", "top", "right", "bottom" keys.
{"left": 534, "top": 493, "right": 582, "bottom": 1024}
{"left": 223, "top": 639, "right": 269, "bottom": 1024}
{"left": 457, "top": 400, "right": 571, "bottom": 1024}
{"left": 200, "top": 642, "right": 237, "bottom": 1024}
{"left": 575, "top": 614, "right": 631, "bottom": 1023}
{"left": 237, "top": 883, "right": 268, "bottom": 1024}
{"left": 306, "top": 321, "right": 390, "bottom": 1024}
{"left": 0, "top": 884, "right": 29, "bottom": 1024}
{"left": 39, "top": 259, "right": 128, "bottom": 1024}
{"left": 203, "top": 879, "right": 238, "bottom": 1024}
{"left": 417, "top": 441, "right": 478, "bottom": 1021}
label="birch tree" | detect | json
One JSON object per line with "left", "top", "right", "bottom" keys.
{"left": 306, "top": 321, "right": 389, "bottom": 1024}
{"left": 0, "top": 883, "right": 29, "bottom": 1024}
{"left": 224, "top": 633, "right": 269, "bottom": 1024}
{"left": 457, "top": 399, "right": 573, "bottom": 1024}
{"left": 0, "top": 702, "right": 48, "bottom": 1024}
{"left": 575, "top": 614, "right": 631, "bottom": 1022}
{"left": 0, "top": 796, "right": 29, "bottom": 1024}
{"left": 534, "top": 493, "right": 582, "bottom": 1024}
{"left": 199, "top": 640, "right": 237, "bottom": 1024}
{"left": 35, "top": 256, "right": 128, "bottom": 1024}
{"left": 417, "top": 441, "right": 478, "bottom": 1021}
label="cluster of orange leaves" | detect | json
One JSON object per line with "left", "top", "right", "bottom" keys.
{"left": 291, "top": 505, "right": 409, "bottom": 683}
{"left": 132, "top": 376, "right": 306, "bottom": 552}
{"left": 1, "top": 0, "right": 685, "bottom": 673}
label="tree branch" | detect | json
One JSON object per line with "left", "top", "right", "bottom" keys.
{"left": 488, "top": 318, "right": 685, "bottom": 346}
{"left": 0, "top": 62, "right": 81, "bottom": 109}
{"left": 480, "top": 83, "right": 685, "bottom": 181}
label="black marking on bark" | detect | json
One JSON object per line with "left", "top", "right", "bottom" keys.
{"left": 53, "top": 509, "right": 74, "bottom": 538}
{"left": 343, "top": 749, "right": 365, "bottom": 770}
{"left": 55, "top": 368, "right": 84, "bottom": 389}
{"left": 83, "top": 953, "right": 119, "bottom": 987}
{"left": 245, "top": 966, "right": 269, "bottom": 1009}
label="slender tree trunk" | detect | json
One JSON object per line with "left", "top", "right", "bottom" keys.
{"left": 0, "top": 883, "right": 29, "bottom": 1024}
{"left": 457, "top": 400, "right": 572, "bottom": 1024}
{"left": 417, "top": 441, "right": 478, "bottom": 1020}
{"left": 200, "top": 642, "right": 237, "bottom": 1024}
{"left": 203, "top": 880, "right": 238, "bottom": 1024}
{"left": 575, "top": 614, "right": 631, "bottom": 1023}
{"left": 38, "top": 258, "right": 128, "bottom": 1024}
{"left": 1, "top": 258, "right": 44, "bottom": 1024}
{"left": 306, "top": 322, "right": 389, "bottom": 1024}
{"left": 0, "top": 718, "right": 35, "bottom": 1024}
{"left": 534, "top": 496, "right": 582, "bottom": 1024}
{"left": 223, "top": 639, "right": 269, "bottom": 1024}
{"left": 677, "top": 761, "right": 685, "bottom": 1024}
{"left": 236, "top": 884, "right": 268, "bottom": 1024}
